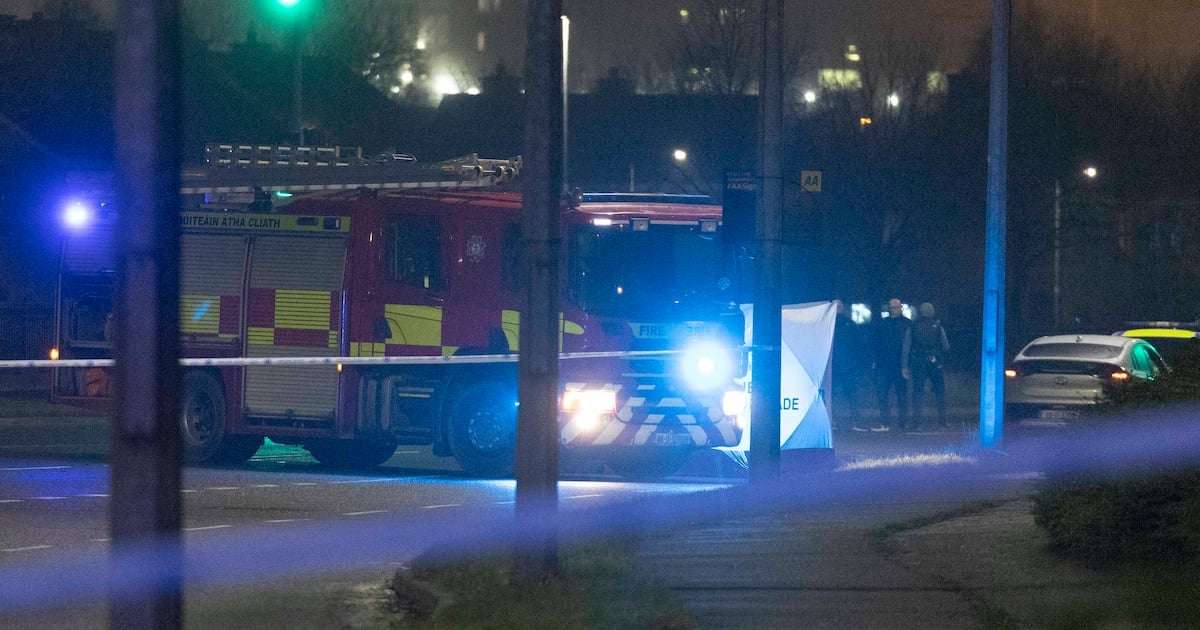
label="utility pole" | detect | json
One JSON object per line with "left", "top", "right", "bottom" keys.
{"left": 112, "top": 0, "right": 183, "bottom": 627}
{"left": 979, "top": 0, "right": 1010, "bottom": 449}
{"left": 514, "top": 0, "right": 563, "bottom": 583}
{"left": 1053, "top": 179, "right": 1061, "bottom": 329}
{"left": 750, "top": 0, "right": 783, "bottom": 483}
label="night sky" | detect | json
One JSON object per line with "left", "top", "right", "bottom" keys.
{"left": 2, "top": 0, "right": 1198, "bottom": 75}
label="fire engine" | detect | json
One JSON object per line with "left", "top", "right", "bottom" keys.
{"left": 53, "top": 143, "right": 748, "bottom": 478}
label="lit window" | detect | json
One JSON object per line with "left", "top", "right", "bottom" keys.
{"left": 887, "top": 93, "right": 900, "bottom": 107}
{"left": 416, "top": 37, "right": 426, "bottom": 51}
{"left": 845, "top": 44, "right": 860, "bottom": 62}
{"left": 818, "top": 69, "right": 861, "bottom": 91}
{"left": 477, "top": 31, "right": 486, "bottom": 52}
{"left": 927, "top": 71, "right": 948, "bottom": 94}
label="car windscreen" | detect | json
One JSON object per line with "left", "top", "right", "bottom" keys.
{"left": 1140, "top": 337, "right": 1200, "bottom": 364}
{"left": 1021, "top": 343, "right": 1121, "bottom": 359}
{"left": 1014, "top": 360, "right": 1116, "bottom": 376}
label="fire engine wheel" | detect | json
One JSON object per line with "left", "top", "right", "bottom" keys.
{"left": 448, "top": 381, "right": 516, "bottom": 478}
{"left": 180, "top": 371, "right": 263, "bottom": 464}
{"left": 306, "top": 438, "right": 398, "bottom": 470}
{"left": 606, "top": 448, "right": 693, "bottom": 481}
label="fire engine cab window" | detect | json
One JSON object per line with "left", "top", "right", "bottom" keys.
{"left": 386, "top": 216, "right": 442, "bottom": 290}
{"left": 569, "top": 224, "right": 723, "bottom": 317}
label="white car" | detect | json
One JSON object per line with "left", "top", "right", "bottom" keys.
{"left": 1004, "top": 334, "right": 1166, "bottom": 424}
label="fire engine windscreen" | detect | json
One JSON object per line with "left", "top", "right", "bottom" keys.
{"left": 569, "top": 224, "right": 730, "bottom": 318}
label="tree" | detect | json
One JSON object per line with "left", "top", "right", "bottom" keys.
{"left": 309, "top": 0, "right": 427, "bottom": 104}
{"left": 673, "top": 0, "right": 760, "bottom": 95}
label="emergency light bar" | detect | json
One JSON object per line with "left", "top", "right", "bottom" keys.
{"left": 577, "top": 193, "right": 713, "bottom": 205}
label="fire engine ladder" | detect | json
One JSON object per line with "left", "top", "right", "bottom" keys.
{"left": 180, "top": 143, "right": 521, "bottom": 196}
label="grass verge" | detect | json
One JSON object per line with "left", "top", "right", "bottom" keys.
{"left": 389, "top": 540, "right": 695, "bottom": 629}
{"left": 0, "top": 392, "right": 102, "bottom": 419}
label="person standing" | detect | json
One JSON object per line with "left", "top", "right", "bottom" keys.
{"left": 903, "top": 302, "right": 951, "bottom": 429}
{"left": 830, "top": 300, "right": 867, "bottom": 432}
{"left": 866, "top": 298, "right": 911, "bottom": 432}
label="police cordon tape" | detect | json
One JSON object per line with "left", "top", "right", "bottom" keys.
{"left": 0, "top": 349, "right": 684, "bottom": 370}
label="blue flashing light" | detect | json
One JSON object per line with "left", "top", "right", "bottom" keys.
{"left": 679, "top": 340, "right": 735, "bottom": 391}
{"left": 62, "top": 201, "right": 93, "bottom": 231}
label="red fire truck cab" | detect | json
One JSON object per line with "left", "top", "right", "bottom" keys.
{"left": 53, "top": 145, "right": 747, "bottom": 479}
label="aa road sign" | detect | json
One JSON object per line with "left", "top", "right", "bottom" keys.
{"left": 801, "top": 170, "right": 822, "bottom": 192}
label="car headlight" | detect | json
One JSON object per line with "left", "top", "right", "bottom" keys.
{"left": 679, "top": 340, "right": 735, "bottom": 391}
{"left": 561, "top": 389, "right": 617, "bottom": 415}
{"left": 722, "top": 390, "right": 749, "bottom": 417}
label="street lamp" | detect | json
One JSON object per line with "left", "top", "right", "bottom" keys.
{"left": 1052, "top": 164, "right": 1100, "bottom": 328}
{"left": 673, "top": 149, "right": 688, "bottom": 162}
{"left": 276, "top": 0, "right": 305, "bottom": 145}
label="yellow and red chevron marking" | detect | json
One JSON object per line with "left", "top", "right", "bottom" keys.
{"left": 246, "top": 288, "right": 340, "bottom": 348}
{"left": 180, "top": 294, "right": 240, "bottom": 339}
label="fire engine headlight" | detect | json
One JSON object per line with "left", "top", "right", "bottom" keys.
{"left": 561, "top": 389, "right": 617, "bottom": 415}
{"left": 722, "top": 390, "right": 749, "bottom": 417}
{"left": 679, "top": 341, "right": 734, "bottom": 391}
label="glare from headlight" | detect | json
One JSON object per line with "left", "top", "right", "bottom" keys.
{"left": 722, "top": 390, "right": 749, "bottom": 417}
{"left": 561, "top": 389, "right": 617, "bottom": 415}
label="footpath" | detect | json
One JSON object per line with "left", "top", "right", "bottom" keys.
{"left": 630, "top": 397, "right": 1115, "bottom": 629}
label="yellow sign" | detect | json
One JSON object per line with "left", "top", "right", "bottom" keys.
{"left": 180, "top": 212, "right": 350, "bottom": 233}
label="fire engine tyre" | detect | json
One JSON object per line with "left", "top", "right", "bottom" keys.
{"left": 306, "top": 438, "right": 399, "bottom": 469}
{"left": 606, "top": 448, "right": 693, "bottom": 481}
{"left": 180, "top": 371, "right": 263, "bottom": 465}
{"left": 447, "top": 381, "right": 517, "bottom": 478}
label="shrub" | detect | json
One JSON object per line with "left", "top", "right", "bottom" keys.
{"left": 1031, "top": 469, "right": 1200, "bottom": 567}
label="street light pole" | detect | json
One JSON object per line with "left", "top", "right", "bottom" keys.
{"left": 292, "top": 14, "right": 304, "bottom": 146}
{"left": 1053, "top": 179, "right": 1061, "bottom": 329}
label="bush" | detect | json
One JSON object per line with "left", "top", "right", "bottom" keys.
{"left": 1031, "top": 469, "right": 1200, "bottom": 567}
{"left": 1099, "top": 346, "right": 1200, "bottom": 411}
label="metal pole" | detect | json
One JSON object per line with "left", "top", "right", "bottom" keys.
{"left": 561, "top": 15, "right": 570, "bottom": 193}
{"left": 293, "top": 14, "right": 304, "bottom": 146}
{"left": 979, "top": 0, "right": 1010, "bottom": 449}
{"left": 514, "top": 0, "right": 563, "bottom": 583}
{"left": 1053, "top": 179, "right": 1061, "bottom": 329}
{"left": 750, "top": 0, "right": 783, "bottom": 483}
{"left": 112, "top": 0, "right": 183, "bottom": 627}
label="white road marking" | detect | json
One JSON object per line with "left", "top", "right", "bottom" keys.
{"left": 3, "top": 545, "right": 53, "bottom": 553}
{"left": 250, "top": 484, "right": 279, "bottom": 488}
{"left": 343, "top": 510, "right": 388, "bottom": 516}
{"left": 292, "top": 482, "right": 318, "bottom": 486}
{"left": 92, "top": 538, "right": 110, "bottom": 543}
{"left": 1, "top": 465, "right": 70, "bottom": 471}
{"left": 264, "top": 518, "right": 309, "bottom": 524}
{"left": 563, "top": 494, "right": 602, "bottom": 499}
{"left": 33, "top": 496, "right": 67, "bottom": 501}
{"left": 330, "top": 477, "right": 407, "bottom": 484}
{"left": 421, "top": 504, "right": 461, "bottom": 510}
{"left": 78, "top": 493, "right": 109, "bottom": 498}
{"left": 182, "top": 489, "right": 198, "bottom": 493}
{"left": 493, "top": 500, "right": 516, "bottom": 505}
{"left": 206, "top": 487, "right": 240, "bottom": 491}
{"left": 0, "top": 499, "right": 24, "bottom": 504}
{"left": 183, "top": 525, "right": 232, "bottom": 532}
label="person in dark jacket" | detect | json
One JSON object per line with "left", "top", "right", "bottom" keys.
{"left": 903, "top": 302, "right": 951, "bottom": 428}
{"left": 830, "top": 300, "right": 867, "bottom": 432}
{"left": 866, "top": 298, "right": 910, "bottom": 432}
